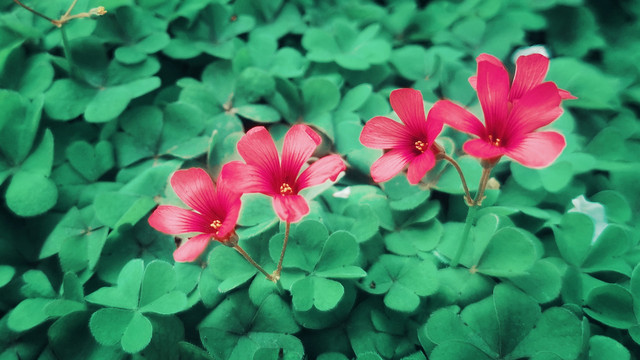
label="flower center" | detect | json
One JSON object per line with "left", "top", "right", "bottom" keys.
{"left": 210, "top": 220, "right": 222, "bottom": 230}
{"left": 280, "top": 183, "right": 293, "bottom": 195}
{"left": 488, "top": 135, "right": 502, "bottom": 147}
{"left": 414, "top": 140, "right": 426, "bottom": 152}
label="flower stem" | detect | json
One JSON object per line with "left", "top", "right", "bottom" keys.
{"left": 441, "top": 153, "right": 472, "bottom": 205}
{"left": 473, "top": 166, "right": 493, "bottom": 207}
{"left": 233, "top": 244, "right": 274, "bottom": 281}
{"left": 450, "top": 205, "right": 477, "bottom": 267}
{"left": 272, "top": 222, "right": 291, "bottom": 281}
{"left": 450, "top": 165, "right": 494, "bottom": 267}
{"left": 58, "top": 25, "right": 79, "bottom": 79}
{"left": 12, "top": 0, "right": 57, "bottom": 23}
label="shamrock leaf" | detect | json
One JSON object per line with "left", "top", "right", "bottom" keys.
{"left": 302, "top": 19, "right": 391, "bottom": 70}
{"left": 473, "top": 227, "right": 538, "bottom": 277}
{"left": 8, "top": 272, "right": 86, "bottom": 332}
{"left": 199, "top": 289, "right": 300, "bottom": 360}
{"left": 87, "top": 259, "right": 187, "bottom": 314}
{"left": 113, "top": 103, "right": 209, "bottom": 167}
{"left": 164, "top": 2, "right": 254, "bottom": 60}
{"left": 0, "top": 91, "right": 58, "bottom": 216}
{"left": 423, "top": 284, "right": 582, "bottom": 360}
{"left": 94, "top": 5, "right": 170, "bottom": 65}
{"left": 361, "top": 254, "right": 438, "bottom": 313}
{"left": 554, "top": 212, "right": 632, "bottom": 275}
{"left": 87, "top": 260, "right": 187, "bottom": 353}
{"left": 44, "top": 40, "right": 160, "bottom": 122}
{"left": 233, "top": 32, "right": 308, "bottom": 78}
{"left": 348, "top": 299, "right": 419, "bottom": 359}
{"left": 39, "top": 206, "right": 108, "bottom": 274}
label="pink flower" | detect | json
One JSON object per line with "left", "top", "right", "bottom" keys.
{"left": 148, "top": 167, "right": 241, "bottom": 262}
{"left": 359, "top": 88, "right": 444, "bottom": 184}
{"left": 430, "top": 53, "right": 573, "bottom": 168}
{"left": 222, "top": 124, "right": 345, "bottom": 223}
{"left": 468, "top": 53, "right": 576, "bottom": 101}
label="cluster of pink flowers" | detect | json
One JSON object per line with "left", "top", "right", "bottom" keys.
{"left": 362, "top": 53, "right": 574, "bottom": 181}
{"left": 149, "top": 52, "right": 573, "bottom": 263}
{"left": 149, "top": 125, "right": 346, "bottom": 262}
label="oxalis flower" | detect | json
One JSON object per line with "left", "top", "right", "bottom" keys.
{"left": 223, "top": 124, "right": 345, "bottom": 223}
{"left": 360, "top": 88, "right": 444, "bottom": 184}
{"left": 148, "top": 167, "right": 241, "bottom": 262}
{"left": 430, "top": 53, "right": 575, "bottom": 168}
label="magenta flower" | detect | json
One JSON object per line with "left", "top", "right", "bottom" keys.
{"left": 359, "top": 88, "right": 444, "bottom": 184}
{"left": 222, "top": 124, "right": 345, "bottom": 223}
{"left": 468, "top": 53, "right": 576, "bottom": 101}
{"left": 430, "top": 53, "right": 573, "bottom": 168}
{"left": 148, "top": 167, "right": 241, "bottom": 262}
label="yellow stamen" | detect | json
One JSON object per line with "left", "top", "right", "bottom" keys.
{"left": 210, "top": 220, "right": 222, "bottom": 230}
{"left": 280, "top": 183, "right": 293, "bottom": 195}
{"left": 90, "top": 6, "right": 107, "bottom": 16}
{"left": 488, "top": 135, "right": 502, "bottom": 147}
{"left": 414, "top": 140, "right": 426, "bottom": 152}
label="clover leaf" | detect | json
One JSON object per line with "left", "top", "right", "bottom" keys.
{"left": 8, "top": 272, "right": 86, "bottom": 332}
{"left": 199, "top": 289, "right": 301, "bottom": 360}
{"left": 164, "top": 2, "right": 255, "bottom": 60}
{"left": 267, "top": 221, "right": 365, "bottom": 317}
{"left": 347, "top": 299, "right": 419, "bottom": 359}
{"left": 423, "top": 284, "right": 583, "bottom": 360}
{"left": 0, "top": 52, "right": 54, "bottom": 99}
{"left": 44, "top": 40, "right": 160, "bottom": 123}
{"left": 302, "top": 19, "right": 391, "bottom": 71}
{"left": 113, "top": 103, "right": 209, "bottom": 167}
{"left": 39, "top": 206, "right": 108, "bottom": 274}
{"left": 361, "top": 254, "right": 438, "bottom": 313}
{"left": 554, "top": 212, "right": 632, "bottom": 275}
{"left": 233, "top": 32, "right": 308, "bottom": 78}
{"left": 0, "top": 91, "right": 59, "bottom": 216}
{"left": 86, "top": 259, "right": 187, "bottom": 353}
{"left": 94, "top": 5, "right": 170, "bottom": 65}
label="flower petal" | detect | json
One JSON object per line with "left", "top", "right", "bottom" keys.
{"left": 220, "top": 161, "right": 275, "bottom": 195}
{"left": 148, "top": 205, "right": 210, "bottom": 235}
{"left": 559, "top": 89, "right": 577, "bottom": 100}
{"left": 468, "top": 75, "right": 477, "bottom": 90}
{"left": 462, "top": 139, "right": 507, "bottom": 160}
{"left": 236, "top": 126, "right": 280, "bottom": 185}
{"left": 215, "top": 163, "right": 243, "bottom": 208}
{"left": 476, "top": 53, "right": 504, "bottom": 67}
{"left": 389, "top": 88, "right": 427, "bottom": 134}
{"left": 370, "top": 149, "right": 413, "bottom": 183}
{"left": 360, "top": 116, "right": 412, "bottom": 149}
{"left": 510, "top": 54, "right": 549, "bottom": 101}
{"left": 173, "top": 233, "right": 212, "bottom": 262}
{"left": 429, "top": 100, "right": 485, "bottom": 138}
{"left": 406, "top": 151, "right": 436, "bottom": 185}
{"left": 297, "top": 154, "right": 345, "bottom": 190}
{"left": 281, "top": 124, "right": 320, "bottom": 184}
{"left": 170, "top": 168, "right": 218, "bottom": 217}
{"left": 504, "top": 131, "right": 566, "bottom": 168}
{"left": 476, "top": 59, "right": 510, "bottom": 136}
{"left": 273, "top": 194, "right": 310, "bottom": 223}
{"left": 507, "top": 82, "right": 562, "bottom": 139}
{"left": 469, "top": 53, "right": 505, "bottom": 91}
{"left": 217, "top": 199, "right": 241, "bottom": 239}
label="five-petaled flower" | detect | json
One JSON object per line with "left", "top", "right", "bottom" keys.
{"left": 360, "top": 88, "right": 444, "bottom": 184}
{"left": 148, "top": 167, "right": 241, "bottom": 262}
{"left": 430, "top": 53, "right": 575, "bottom": 168}
{"left": 223, "top": 124, "right": 345, "bottom": 223}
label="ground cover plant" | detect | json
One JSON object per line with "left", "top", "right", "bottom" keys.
{"left": 1, "top": 0, "right": 639, "bottom": 359}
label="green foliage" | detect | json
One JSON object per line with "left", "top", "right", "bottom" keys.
{"left": 2, "top": 0, "right": 639, "bottom": 358}
{"left": 423, "top": 284, "right": 583, "bottom": 360}
{"left": 86, "top": 259, "right": 187, "bottom": 353}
